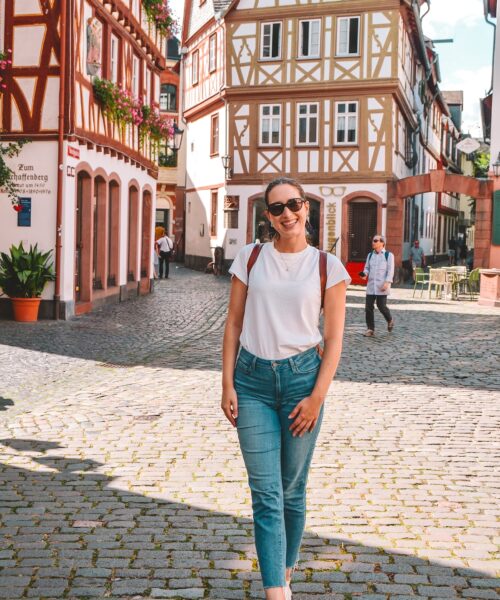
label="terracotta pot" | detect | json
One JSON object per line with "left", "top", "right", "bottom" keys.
{"left": 11, "top": 297, "right": 41, "bottom": 322}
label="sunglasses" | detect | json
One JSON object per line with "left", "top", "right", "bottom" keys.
{"left": 267, "top": 198, "right": 306, "bottom": 216}
{"left": 372, "top": 238, "right": 382, "bottom": 242}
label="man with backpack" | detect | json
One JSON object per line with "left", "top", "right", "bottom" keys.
{"left": 155, "top": 231, "right": 174, "bottom": 279}
{"left": 360, "top": 234, "right": 395, "bottom": 337}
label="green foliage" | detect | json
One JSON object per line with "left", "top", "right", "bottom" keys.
{"left": 472, "top": 151, "right": 490, "bottom": 178}
{"left": 142, "top": 0, "right": 178, "bottom": 37}
{"left": 0, "top": 139, "right": 29, "bottom": 202}
{"left": 0, "top": 242, "right": 55, "bottom": 298}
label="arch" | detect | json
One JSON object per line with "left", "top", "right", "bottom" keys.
{"left": 108, "top": 172, "right": 123, "bottom": 187}
{"left": 127, "top": 185, "right": 140, "bottom": 282}
{"left": 388, "top": 170, "right": 494, "bottom": 269}
{"left": 75, "top": 162, "right": 95, "bottom": 177}
{"left": 93, "top": 175, "right": 108, "bottom": 292}
{"left": 75, "top": 171, "right": 93, "bottom": 304}
{"left": 341, "top": 191, "right": 384, "bottom": 265}
{"left": 140, "top": 190, "right": 153, "bottom": 288}
{"left": 108, "top": 180, "right": 121, "bottom": 288}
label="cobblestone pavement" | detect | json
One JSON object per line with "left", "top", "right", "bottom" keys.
{"left": 0, "top": 265, "right": 499, "bottom": 600}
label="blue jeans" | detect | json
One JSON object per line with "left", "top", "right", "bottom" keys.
{"left": 234, "top": 346, "right": 324, "bottom": 589}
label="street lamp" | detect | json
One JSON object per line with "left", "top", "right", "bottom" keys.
{"left": 167, "top": 123, "right": 184, "bottom": 152}
{"left": 492, "top": 152, "right": 500, "bottom": 177}
{"left": 221, "top": 155, "right": 232, "bottom": 179}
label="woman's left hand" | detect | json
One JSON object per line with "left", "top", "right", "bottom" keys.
{"left": 288, "top": 396, "right": 322, "bottom": 437}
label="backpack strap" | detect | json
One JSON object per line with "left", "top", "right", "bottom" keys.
{"left": 247, "top": 243, "right": 263, "bottom": 277}
{"left": 319, "top": 251, "right": 327, "bottom": 310}
{"left": 385, "top": 250, "right": 389, "bottom": 261}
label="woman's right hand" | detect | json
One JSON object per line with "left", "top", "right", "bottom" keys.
{"left": 221, "top": 386, "right": 238, "bottom": 427}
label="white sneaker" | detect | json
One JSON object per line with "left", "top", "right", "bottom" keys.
{"left": 285, "top": 583, "right": 292, "bottom": 600}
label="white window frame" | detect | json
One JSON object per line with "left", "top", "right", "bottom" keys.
{"left": 110, "top": 34, "right": 119, "bottom": 83}
{"left": 296, "top": 102, "right": 319, "bottom": 145}
{"left": 336, "top": 16, "right": 360, "bottom": 56}
{"left": 260, "top": 104, "right": 282, "bottom": 146}
{"left": 298, "top": 19, "right": 321, "bottom": 58}
{"left": 260, "top": 22, "right": 282, "bottom": 60}
{"left": 209, "top": 33, "right": 217, "bottom": 72}
{"left": 335, "top": 101, "right": 358, "bottom": 145}
{"left": 192, "top": 49, "right": 199, "bottom": 85}
{"left": 132, "top": 55, "right": 139, "bottom": 98}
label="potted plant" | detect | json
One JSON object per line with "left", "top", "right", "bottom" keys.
{"left": 0, "top": 242, "right": 55, "bottom": 322}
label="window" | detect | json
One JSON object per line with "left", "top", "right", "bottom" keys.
{"left": 211, "top": 113, "right": 219, "bottom": 155}
{"left": 159, "top": 84, "right": 177, "bottom": 111}
{"left": 132, "top": 55, "right": 139, "bottom": 97}
{"left": 335, "top": 101, "right": 358, "bottom": 144}
{"left": 224, "top": 209, "right": 239, "bottom": 229}
{"left": 192, "top": 50, "right": 199, "bottom": 85}
{"left": 210, "top": 190, "right": 218, "bottom": 236}
{"left": 110, "top": 34, "right": 119, "bottom": 83}
{"left": 209, "top": 33, "right": 217, "bottom": 72}
{"left": 261, "top": 22, "right": 281, "bottom": 60}
{"left": 336, "top": 16, "right": 360, "bottom": 56}
{"left": 297, "top": 103, "right": 318, "bottom": 145}
{"left": 405, "top": 122, "right": 413, "bottom": 164}
{"left": 299, "top": 19, "right": 320, "bottom": 58}
{"left": 260, "top": 104, "right": 281, "bottom": 145}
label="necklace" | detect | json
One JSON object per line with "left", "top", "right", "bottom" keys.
{"left": 274, "top": 244, "right": 305, "bottom": 273}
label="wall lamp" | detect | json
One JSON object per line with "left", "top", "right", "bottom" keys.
{"left": 167, "top": 123, "right": 184, "bottom": 152}
{"left": 492, "top": 152, "right": 500, "bottom": 177}
{"left": 221, "top": 155, "right": 232, "bottom": 179}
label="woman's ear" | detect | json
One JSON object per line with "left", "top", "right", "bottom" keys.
{"left": 264, "top": 209, "right": 270, "bottom": 221}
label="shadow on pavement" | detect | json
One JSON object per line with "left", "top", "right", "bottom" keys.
{"left": 0, "top": 397, "right": 14, "bottom": 411}
{"left": 0, "top": 287, "right": 499, "bottom": 392}
{"left": 0, "top": 438, "right": 497, "bottom": 600}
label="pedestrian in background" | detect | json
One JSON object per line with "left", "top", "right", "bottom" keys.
{"left": 156, "top": 231, "right": 174, "bottom": 279}
{"left": 222, "top": 177, "right": 350, "bottom": 600}
{"left": 409, "top": 239, "right": 425, "bottom": 282}
{"left": 360, "top": 235, "right": 394, "bottom": 337}
{"left": 447, "top": 236, "right": 456, "bottom": 266}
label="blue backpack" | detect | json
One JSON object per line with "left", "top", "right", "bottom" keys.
{"left": 367, "top": 250, "right": 389, "bottom": 261}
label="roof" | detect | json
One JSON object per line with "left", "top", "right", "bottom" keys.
{"left": 442, "top": 91, "right": 464, "bottom": 107}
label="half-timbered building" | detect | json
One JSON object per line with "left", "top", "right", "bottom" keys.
{"left": 0, "top": 0, "right": 167, "bottom": 318}
{"left": 181, "top": 0, "right": 460, "bottom": 277}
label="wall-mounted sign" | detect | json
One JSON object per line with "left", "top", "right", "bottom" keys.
{"left": 456, "top": 138, "right": 481, "bottom": 155}
{"left": 67, "top": 146, "right": 80, "bottom": 159}
{"left": 86, "top": 18, "right": 102, "bottom": 76}
{"left": 17, "top": 198, "right": 32, "bottom": 227}
{"left": 224, "top": 195, "right": 239, "bottom": 210}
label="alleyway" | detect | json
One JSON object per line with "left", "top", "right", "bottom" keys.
{"left": 0, "top": 266, "right": 499, "bottom": 600}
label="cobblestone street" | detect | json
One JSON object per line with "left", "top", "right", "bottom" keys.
{"left": 0, "top": 265, "right": 499, "bottom": 600}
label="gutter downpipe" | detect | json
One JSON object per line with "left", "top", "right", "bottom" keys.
{"left": 484, "top": 0, "right": 496, "bottom": 95}
{"left": 54, "top": 0, "right": 68, "bottom": 319}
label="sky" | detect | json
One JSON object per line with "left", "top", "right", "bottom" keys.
{"left": 168, "top": 0, "right": 494, "bottom": 138}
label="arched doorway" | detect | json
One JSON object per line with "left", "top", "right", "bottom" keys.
{"left": 75, "top": 171, "right": 92, "bottom": 303}
{"left": 347, "top": 199, "right": 377, "bottom": 262}
{"left": 93, "top": 175, "right": 107, "bottom": 290}
{"left": 141, "top": 190, "right": 153, "bottom": 283}
{"left": 108, "top": 181, "right": 120, "bottom": 288}
{"left": 127, "top": 186, "right": 139, "bottom": 282}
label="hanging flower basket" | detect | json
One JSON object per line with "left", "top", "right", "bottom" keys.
{"left": 142, "top": 0, "right": 178, "bottom": 38}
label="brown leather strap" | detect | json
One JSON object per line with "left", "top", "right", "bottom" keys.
{"left": 247, "top": 244, "right": 263, "bottom": 277}
{"left": 319, "top": 251, "right": 327, "bottom": 310}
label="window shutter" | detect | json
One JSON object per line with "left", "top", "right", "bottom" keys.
{"left": 493, "top": 190, "right": 500, "bottom": 245}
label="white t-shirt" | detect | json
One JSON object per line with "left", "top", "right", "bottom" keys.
{"left": 229, "top": 242, "right": 351, "bottom": 360}
{"left": 157, "top": 236, "right": 173, "bottom": 252}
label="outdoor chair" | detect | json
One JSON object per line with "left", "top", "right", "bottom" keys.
{"left": 413, "top": 267, "right": 429, "bottom": 297}
{"left": 427, "top": 268, "right": 447, "bottom": 299}
{"left": 454, "top": 268, "right": 480, "bottom": 301}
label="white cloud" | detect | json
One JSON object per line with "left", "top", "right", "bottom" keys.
{"left": 440, "top": 65, "right": 492, "bottom": 135}
{"left": 422, "top": 0, "right": 484, "bottom": 38}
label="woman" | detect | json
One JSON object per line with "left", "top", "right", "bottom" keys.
{"left": 221, "top": 177, "right": 350, "bottom": 600}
